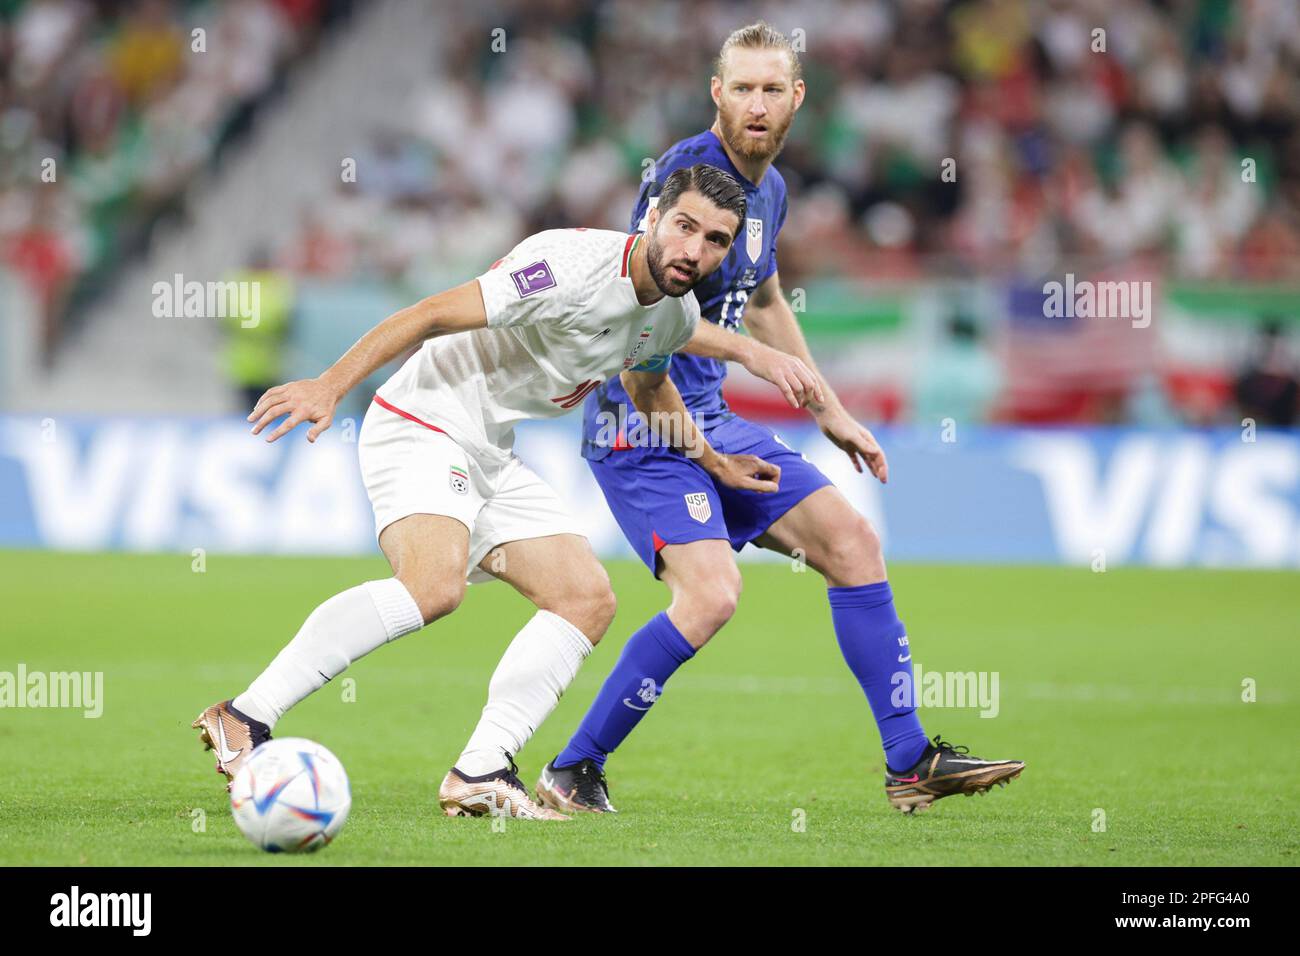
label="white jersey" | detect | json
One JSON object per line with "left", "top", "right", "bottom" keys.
{"left": 375, "top": 228, "right": 699, "bottom": 458}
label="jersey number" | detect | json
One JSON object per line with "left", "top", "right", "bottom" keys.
{"left": 719, "top": 289, "right": 749, "bottom": 330}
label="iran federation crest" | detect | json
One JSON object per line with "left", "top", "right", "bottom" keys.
{"left": 449, "top": 465, "right": 469, "bottom": 495}
{"left": 745, "top": 217, "right": 763, "bottom": 263}
{"left": 684, "top": 492, "right": 712, "bottom": 524}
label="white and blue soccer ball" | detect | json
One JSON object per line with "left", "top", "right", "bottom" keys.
{"left": 229, "top": 738, "right": 351, "bottom": 853}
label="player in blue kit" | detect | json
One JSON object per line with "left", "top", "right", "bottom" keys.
{"left": 536, "top": 22, "right": 1024, "bottom": 815}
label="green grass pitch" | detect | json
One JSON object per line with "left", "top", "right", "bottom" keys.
{"left": 1, "top": 549, "right": 1296, "bottom": 866}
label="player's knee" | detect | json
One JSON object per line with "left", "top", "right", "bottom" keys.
{"left": 843, "top": 512, "right": 882, "bottom": 560}
{"left": 400, "top": 576, "right": 464, "bottom": 625}
{"left": 571, "top": 583, "right": 617, "bottom": 643}
{"left": 821, "top": 513, "right": 885, "bottom": 583}
{"left": 679, "top": 565, "right": 742, "bottom": 637}
{"left": 545, "top": 571, "right": 616, "bottom": 643}
{"left": 706, "top": 591, "right": 740, "bottom": 634}
{"left": 590, "top": 586, "right": 618, "bottom": 641}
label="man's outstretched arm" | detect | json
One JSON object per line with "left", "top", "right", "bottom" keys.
{"left": 719, "top": 271, "right": 888, "bottom": 482}
{"left": 683, "top": 313, "right": 824, "bottom": 411}
{"left": 248, "top": 279, "right": 488, "bottom": 443}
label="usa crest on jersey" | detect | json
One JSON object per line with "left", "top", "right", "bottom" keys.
{"left": 684, "top": 492, "right": 712, "bottom": 524}
{"left": 745, "top": 217, "right": 763, "bottom": 263}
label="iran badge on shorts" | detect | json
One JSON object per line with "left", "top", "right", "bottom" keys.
{"left": 745, "top": 217, "right": 763, "bottom": 263}
{"left": 449, "top": 465, "right": 469, "bottom": 495}
{"left": 684, "top": 492, "right": 712, "bottom": 524}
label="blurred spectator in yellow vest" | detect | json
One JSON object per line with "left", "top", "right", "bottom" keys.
{"left": 224, "top": 248, "right": 294, "bottom": 411}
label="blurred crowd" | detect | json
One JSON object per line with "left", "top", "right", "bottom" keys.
{"left": 0, "top": 0, "right": 348, "bottom": 364}
{"left": 274, "top": 0, "right": 1300, "bottom": 290}
{"left": 4, "top": 0, "right": 1298, "bottom": 426}
{"left": 268, "top": 0, "right": 1299, "bottom": 426}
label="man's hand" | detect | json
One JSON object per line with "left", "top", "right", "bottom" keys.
{"left": 741, "top": 340, "right": 824, "bottom": 409}
{"left": 243, "top": 279, "right": 488, "bottom": 446}
{"left": 248, "top": 377, "right": 340, "bottom": 443}
{"left": 816, "top": 407, "right": 889, "bottom": 483}
{"left": 705, "top": 452, "right": 781, "bottom": 493}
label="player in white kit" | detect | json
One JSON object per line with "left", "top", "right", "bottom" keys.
{"left": 192, "top": 164, "right": 787, "bottom": 819}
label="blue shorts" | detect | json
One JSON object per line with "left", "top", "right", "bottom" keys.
{"left": 587, "top": 416, "right": 834, "bottom": 574}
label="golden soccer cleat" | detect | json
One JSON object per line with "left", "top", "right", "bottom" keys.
{"left": 885, "top": 735, "right": 1024, "bottom": 814}
{"left": 438, "top": 762, "right": 569, "bottom": 821}
{"left": 192, "top": 699, "right": 272, "bottom": 789}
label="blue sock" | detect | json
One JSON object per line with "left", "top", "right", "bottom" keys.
{"left": 556, "top": 612, "right": 695, "bottom": 769}
{"left": 828, "top": 581, "right": 929, "bottom": 772}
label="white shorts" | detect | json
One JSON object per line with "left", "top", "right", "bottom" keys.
{"left": 358, "top": 398, "right": 583, "bottom": 583}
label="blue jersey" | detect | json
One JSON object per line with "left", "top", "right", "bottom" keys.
{"left": 581, "top": 129, "right": 787, "bottom": 458}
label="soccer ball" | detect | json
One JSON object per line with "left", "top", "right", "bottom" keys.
{"left": 229, "top": 738, "right": 351, "bottom": 853}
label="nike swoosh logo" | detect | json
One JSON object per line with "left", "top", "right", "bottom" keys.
{"left": 895, "top": 774, "right": 920, "bottom": 784}
{"left": 622, "top": 698, "right": 652, "bottom": 711}
{"left": 591, "top": 329, "right": 611, "bottom": 340}
{"left": 214, "top": 715, "right": 242, "bottom": 765}
{"left": 898, "top": 653, "right": 911, "bottom": 662}
{"left": 540, "top": 769, "right": 556, "bottom": 790}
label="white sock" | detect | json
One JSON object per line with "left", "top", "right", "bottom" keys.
{"left": 234, "top": 578, "right": 424, "bottom": 729}
{"left": 455, "top": 609, "right": 594, "bottom": 776}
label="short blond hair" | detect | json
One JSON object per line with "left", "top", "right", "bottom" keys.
{"left": 714, "top": 21, "right": 802, "bottom": 84}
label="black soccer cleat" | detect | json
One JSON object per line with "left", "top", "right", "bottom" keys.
{"left": 535, "top": 758, "right": 617, "bottom": 814}
{"left": 885, "top": 735, "right": 1024, "bottom": 814}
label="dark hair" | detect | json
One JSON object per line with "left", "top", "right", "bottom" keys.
{"left": 657, "top": 164, "right": 747, "bottom": 238}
